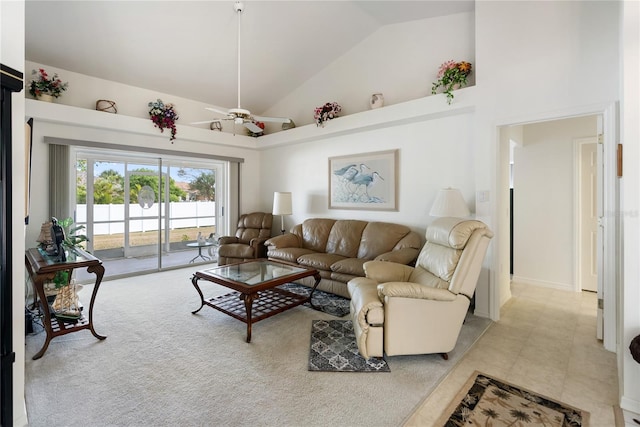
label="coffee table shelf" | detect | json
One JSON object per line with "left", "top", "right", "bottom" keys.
{"left": 205, "top": 287, "right": 309, "bottom": 323}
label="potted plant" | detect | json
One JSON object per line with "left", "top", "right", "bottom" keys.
{"left": 28, "top": 68, "right": 69, "bottom": 101}
{"left": 45, "top": 217, "right": 88, "bottom": 319}
{"left": 59, "top": 217, "right": 88, "bottom": 248}
{"left": 314, "top": 102, "right": 342, "bottom": 127}
{"left": 148, "top": 99, "right": 179, "bottom": 142}
{"left": 431, "top": 60, "right": 473, "bottom": 104}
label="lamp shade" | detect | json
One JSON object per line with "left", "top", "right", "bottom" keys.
{"left": 429, "top": 188, "right": 470, "bottom": 217}
{"left": 272, "top": 192, "right": 292, "bottom": 215}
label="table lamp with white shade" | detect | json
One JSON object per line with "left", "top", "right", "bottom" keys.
{"left": 272, "top": 192, "right": 292, "bottom": 234}
{"left": 429, "top": 187, "right": 471, "bottom": 217}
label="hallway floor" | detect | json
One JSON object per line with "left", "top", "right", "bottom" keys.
{"left": 404, "top": 281, "right": 618, "bottom": 426}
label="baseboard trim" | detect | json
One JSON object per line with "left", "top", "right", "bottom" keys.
{"left": 621, "top": 396, "right": 640, "bottom": 415}
{"left": 511, "top": 276, "right": 574, "bottom": 292}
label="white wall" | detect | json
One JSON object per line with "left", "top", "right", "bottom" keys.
{"left": 512, "top": 116, "right": 597, "bottom": 290}
{"left": 260, "top": 112, "right": 475, "bottom": 237}
{"left": 621, "top": 0, "right": 640, "bottom": 414}
{"left": 24, "top": 60, "right": 237, "bottom": 131}
{"left": 1, "top": 0, "right": 27, "bottom": 425}
{"left": 262, "top": 12, "right": 475, "bottom": 130}
{"left": 477, "top": 1, "right": 619, "bottom": 120}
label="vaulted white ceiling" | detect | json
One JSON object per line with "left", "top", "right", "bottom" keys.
{"left": 25, "top": 1, "right": 474, "bottom": 116}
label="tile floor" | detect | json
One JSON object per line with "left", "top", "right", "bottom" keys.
{"left": 404, "top": 281, "right": 619, "bottom": 426}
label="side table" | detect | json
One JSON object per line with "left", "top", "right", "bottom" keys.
{"left": 25, "top": 247, "right": 106, "bottom": 360}
{"left": 186, "top": 241, "right": 217, "bottom": 263}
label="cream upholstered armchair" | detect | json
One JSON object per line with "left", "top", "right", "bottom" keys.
{"left": 217, "top": 212, "right": 273, "bottom": 266}
{"left": 347, "top": 217, "right": 493, "bottom": 360}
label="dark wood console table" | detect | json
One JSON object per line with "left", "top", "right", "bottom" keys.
{"left": 25, "top": 247, "right": 106, "bottom": 359}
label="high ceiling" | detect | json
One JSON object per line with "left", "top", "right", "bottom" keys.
{"left": 25, "top": 1, "right": 474, "bottom": 116}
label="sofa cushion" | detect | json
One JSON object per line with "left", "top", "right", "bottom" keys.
{"left": 331, "top": 258, "right": 367, "bottom": 277}
{"left": 235, "top": 212, "right": 272, "bottom": 244}
{"left": 331, "top": 271, "right": 359, "bottom": 285}
{"left": 357, "top": 222, "right": 418, "bottom": 259}
{"left": 415, "top": 243, "right": 461, "bottom": 283}
{"left": 408, "top": 266, "right": 449, "bottom": 289}
{"left": 218, "top": 243, "right": 256, "bottom": 259}
{"left": 297, "top": 253, "right": 346, "bottom": 271}
{"left": 267, "top": 248, "right": 317, "bottom": 264}
{"left": 426, "top": 218, "right": 486, "bottom": 249}
{"left": 415, "top": 219, "right": 488, "bottom": 284}
{"left": 301, "top": 219, "right": 336, "bottom": 252}
{"left": 326, "top": 220, "right": 368, "bottom": 257}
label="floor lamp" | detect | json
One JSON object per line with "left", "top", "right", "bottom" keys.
{"left": 272, "top": 192, "right": 292, "bottom": 234}
{"left": 429, "top": 187, "right": 470, "bottom": 218}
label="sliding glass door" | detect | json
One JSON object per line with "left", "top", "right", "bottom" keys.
{"left": 75, "top": 149, "right": 225, "bottom": 280}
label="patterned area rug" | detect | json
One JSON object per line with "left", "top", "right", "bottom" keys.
{"left": 438, "top": 371, "right": 589, "bottom": 426}
{"left": 278, "top": 283, "right": 350, "bottom": 317}
{"left": 308, "top": 319, "right": 390, "bottom": 372}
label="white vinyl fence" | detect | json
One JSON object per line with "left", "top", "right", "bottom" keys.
{"left": 75, "top": 202, "right": 215, "bottom": 235}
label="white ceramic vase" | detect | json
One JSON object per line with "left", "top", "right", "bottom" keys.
{"left": 370, "top": 93, "right": 384, "bottom": 109}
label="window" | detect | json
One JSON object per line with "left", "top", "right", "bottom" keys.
{"left": 74, "top": 148, "right": 227, "bottom": 280}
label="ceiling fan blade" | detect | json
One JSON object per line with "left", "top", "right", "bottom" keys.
{"left": 205, "top": 107, "right": 231, "bottom": 116}
{"left": 252, "top": 115, "right": 291, "bottom": 124}
{"left": 190, "top": 119, "right": 224, "bottom": 125}
{"left": 244, "top": 121, "right": 263, "bottom": 133}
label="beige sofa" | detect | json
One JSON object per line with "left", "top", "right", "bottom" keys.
{"left": 264, "top": 218, "right": 422, "bottom": 298}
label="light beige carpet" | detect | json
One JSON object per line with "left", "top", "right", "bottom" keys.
{"left": 436, "top": 371, "right": 590, "bottom": 426}
{"left": 25, "top": 267, "right": 491, "bottom": 426}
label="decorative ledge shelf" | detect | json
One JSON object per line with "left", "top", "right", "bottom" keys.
{"left": 257, "top": 86, "right": 477, "bottom": 149}
{"left": 25, "top": 98, "right": 257, "bottom": 149}
{"left": 26, "top": 86, "right": 477, "bottom": 150}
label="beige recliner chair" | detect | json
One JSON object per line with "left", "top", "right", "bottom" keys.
{"left": 347, "top": 217, "right": 493, "bottom": 360}
{"left": 217, "top": 212, "right": 273, "bottom": 265}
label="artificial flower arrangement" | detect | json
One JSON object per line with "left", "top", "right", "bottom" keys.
{"left": 148, "top": 99, "right": 179, "bottom": 142}
{"left": 431, "top": 60, "right": 472, "bottom": 104}
{"left": 314, "top": 102, "right": 342, "bottom": 127}
{"left": 28, "top": 68, "right": 69, "bottom": 99}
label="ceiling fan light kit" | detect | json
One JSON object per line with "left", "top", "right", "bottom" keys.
{"left": 193, "top": 1, "right": 291, "bottom": 135}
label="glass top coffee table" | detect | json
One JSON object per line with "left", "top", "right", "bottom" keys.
{"left": 190, "top": 259, "right": 321, "bottom": 342}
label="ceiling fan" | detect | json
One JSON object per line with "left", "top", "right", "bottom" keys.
{"left": 192, "top": 1, "right": 291, "bottom": 134}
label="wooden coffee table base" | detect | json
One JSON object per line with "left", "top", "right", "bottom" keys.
{"left": 191, "top": 286, "right": 317, "bottom": 342}
{"left": 190, "top": 261, "right": 321, "bottom": 343}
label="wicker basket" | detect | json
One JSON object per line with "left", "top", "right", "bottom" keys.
{"left": 630, "top": 334, "right": 640, "bottom": 364}
{"left": 96, "top": 99, "right": 117, "bottom": 114}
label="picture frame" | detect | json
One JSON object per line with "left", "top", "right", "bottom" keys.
{"left": 328, "top": 149, "right": 398, "bottom": 210}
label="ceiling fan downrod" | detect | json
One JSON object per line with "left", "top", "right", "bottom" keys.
{"left": 235, "top": 1, "right": 243, "bottom": 110}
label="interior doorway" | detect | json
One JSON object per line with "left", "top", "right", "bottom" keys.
{"left": 576, "top": 138, "right": 599, "bottom": 293}
{"left": 496, "top": 103, "right": 618, "bottom": 352}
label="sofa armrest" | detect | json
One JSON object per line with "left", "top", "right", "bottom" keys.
{"left": 378, "top": 282, "right": 457, "bottom": 301}
{"left": 218, "top": 236, "right": 239, "bottom": 245}
{"left": 264, "top": 233, "right": 301, "bottom": 249}
{"left": 249, "top": 237, "right": 268, "bottom": 248}
{"left": 363, "top": 260, "right": 414, "bottom": 284}
{"left": 374, "top": 247, "right": 419, "bottom": 265}
{"left": 348, "top": 278, "right": 384, "bottom": 360}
